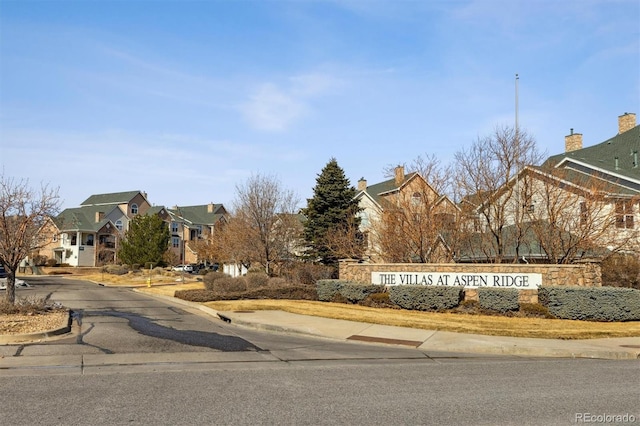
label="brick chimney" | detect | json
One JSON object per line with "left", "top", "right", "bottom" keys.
{"left": 618, "top": 112, "right": 636, "bottom": 134}
{"left": 207, "top": 203, "right": 215, "bottom": 213}
{"left": 565, "top": 129, "right": 583, "bottom": 152}
{"left": 394, "top": 166, "right": 405, "bottom": 186}
{"left": 357, "top": 178, "right": 367, "bottom": 191}
{"left": 95, "top": 212, "right": 105, "bottom": 222}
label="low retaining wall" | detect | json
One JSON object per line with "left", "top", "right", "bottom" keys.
{"left": 338, "top": 261, "right": 601, "bottom": 304}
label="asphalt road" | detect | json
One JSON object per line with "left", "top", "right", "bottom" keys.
{"left": 1, "top": 276, "right": 638, "bottom": 425}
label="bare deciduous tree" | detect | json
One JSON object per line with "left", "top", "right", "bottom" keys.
{"left": 232, "top": 174, "right": 300, "bottom": 275}
{"left": 371, "top": 156, "right": 459, "bottom": 263}
{"left": 454, "top": 125, "right": 543, "bottom": 263}
{"left": 524, "top": 166, "right": 639, "bottom": 263}
{"left": 371, "top": 176, "right": 458, "bottom": 263}
{"left": 0, "top": 173, "right": 61, "bottom": 304}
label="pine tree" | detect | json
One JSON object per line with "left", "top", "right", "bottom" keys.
{"left": 302, "top": 158, "right": 361, "bottom": 264}
{"left": 117, "top": 214, "right": 170, "bottom": 267}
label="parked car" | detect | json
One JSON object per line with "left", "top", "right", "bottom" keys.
{"left": 0, "top": 265, "right": 7, "bottom": 279}
{"left": 172, "top": 264, "right": 194, "bottom": 273}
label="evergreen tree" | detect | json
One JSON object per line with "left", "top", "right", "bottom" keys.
{"left": 118, "top": 214, "right": 170, "bottom": 267}
{"left": 302, "top": 158, "right": 361, "bottom": 264}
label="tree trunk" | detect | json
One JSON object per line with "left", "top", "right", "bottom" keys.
{"left": 4, "top": 271, "right": 16, "bottom": 304}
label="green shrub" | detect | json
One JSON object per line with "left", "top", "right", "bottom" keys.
{"left": 478, "top": 288, "right": 520, "bottom": 313}
{"left": 339, "top": 284, "right": 386, "bottom": 303}
{"left": 316, "top": 279, "right": 350, "bottom": 301}
{"left": 538, "top": 286, "right": 640, "bottom": 321}
{"left": 389, "top": 286, "right": 464, "bottom": 311}
{"left": 45, "top": 258, "right": 57, "bottom": 267}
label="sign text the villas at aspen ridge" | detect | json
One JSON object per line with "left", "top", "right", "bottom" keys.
{"left": 371, "top": 272, "right": 542, "bottom": 288}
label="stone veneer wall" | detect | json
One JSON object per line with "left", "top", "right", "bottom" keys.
{"left": 338, "top": 261, "right": 601, "bottom": 304}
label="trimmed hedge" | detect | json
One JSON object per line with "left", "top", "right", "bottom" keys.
{"left": 316, "top": 279, "right": 349, "bottom": 301}
{"left": 339, "top": 284, "right": 386, "bottom": 303}
{"left": 316, "top": 280, "right": 386, "bottom": 303}
{"left": 478, "top": 288, "right": 520, "bottom": 313}
{"left": 538, "top": 286, "right": 640, "bottom": 322}
{"left": 388, "top": 286, "right": 464, "bottom": 311}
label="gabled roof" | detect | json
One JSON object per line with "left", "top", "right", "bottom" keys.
{"left": 81, "top": 190, "right": 145, "bottom": 206}
{"left": 166, "top": 204, "right": 227, "bottom": 226}
{"left": 357, "top": 172, "right": 418, "bottom": 205}
{"left": 54, "top": 205, "right": 116, "bottom": 232}
{"left": 544, "top": 125, "right": 640, "bottom": 182}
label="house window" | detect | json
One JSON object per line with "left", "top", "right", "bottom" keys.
{"left": 615, "top": 201, "right": 634, "bottom": 229}
{"left": 172, "top": 237, "right": 180, "bottom": 248}
{"left": 411, "top": 192, "right": 422, "bottom": 206}
{"left": 171, "top": 222, "right": 179, "bottom": 233}
{"left": 115, "top": 220, "right": 123, "bottom": 231}
{"left": 86, "top": 235, "right": 94, "bottom": 246}
{"left": 131, "top": 204, "right": 138, "bottom": 215}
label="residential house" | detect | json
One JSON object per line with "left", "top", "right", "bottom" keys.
{"left": 462, "top": 112, "right": 640, "bottom": 263}
{"left": 165, "top": 203, "right": 228, "bottom": 265}
{"left": 39, "top": 190, "right": 153, "bottom": 266}
{"left": 355, "top": 166, "right": 460, "bottom": 263}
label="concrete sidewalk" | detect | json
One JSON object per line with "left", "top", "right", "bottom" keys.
{"left": 215, "top": 309, "right": 640, "bottom": 360}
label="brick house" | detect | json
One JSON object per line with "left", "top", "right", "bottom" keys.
{"left": 355, "top": 166, "right": 460, "bottom": 263}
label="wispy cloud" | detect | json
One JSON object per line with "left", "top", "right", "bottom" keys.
{"left": 240, "top": 83, "right": 307, "bottom": 131}
{"left": 239, "top": 71, "right": 342, "bottom": 132}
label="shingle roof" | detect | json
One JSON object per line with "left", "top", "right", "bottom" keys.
{"left": 544, "top": 125, "right": 640, "bottom": 182}
{"left": 81, "top": 190, "right": 143, "bottom": 206}
{"left": 54, "top": 206, "right": 113, "bottom": 231}
{"left": 166, "top": 204, "right": 227, "bottom": 226}
{"left": 359, "top": 172, "right": 418, "bottom": 205}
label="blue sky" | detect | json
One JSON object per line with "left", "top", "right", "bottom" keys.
{"left": 1, "top": 0, "right": 638, "bottom": 210}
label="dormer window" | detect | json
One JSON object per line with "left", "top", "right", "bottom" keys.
{"left": 115, "top": 220, "right": 123, "bottom": 231}
{"left": 131, "top": 204, "right": 138, "bottom": 215}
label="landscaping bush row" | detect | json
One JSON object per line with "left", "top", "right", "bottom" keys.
{"left": 477, "top": 288, "right": 520, "bottom": 313}
{"left": 315, "top": 281, "right": 640, "bottom": 321}
{"left": 538, "top": 286, "right": 640, "bottom": 322}
{"left": 389, "top": 286, "right": 464, "bottom": 311}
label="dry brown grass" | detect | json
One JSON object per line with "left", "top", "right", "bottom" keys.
{"left": 202, "top": 299, "right": 640, "bottom": 340}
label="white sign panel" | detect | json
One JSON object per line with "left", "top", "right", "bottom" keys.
{"left": 371, "top": 272, "right": 542, "bottom": 288}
